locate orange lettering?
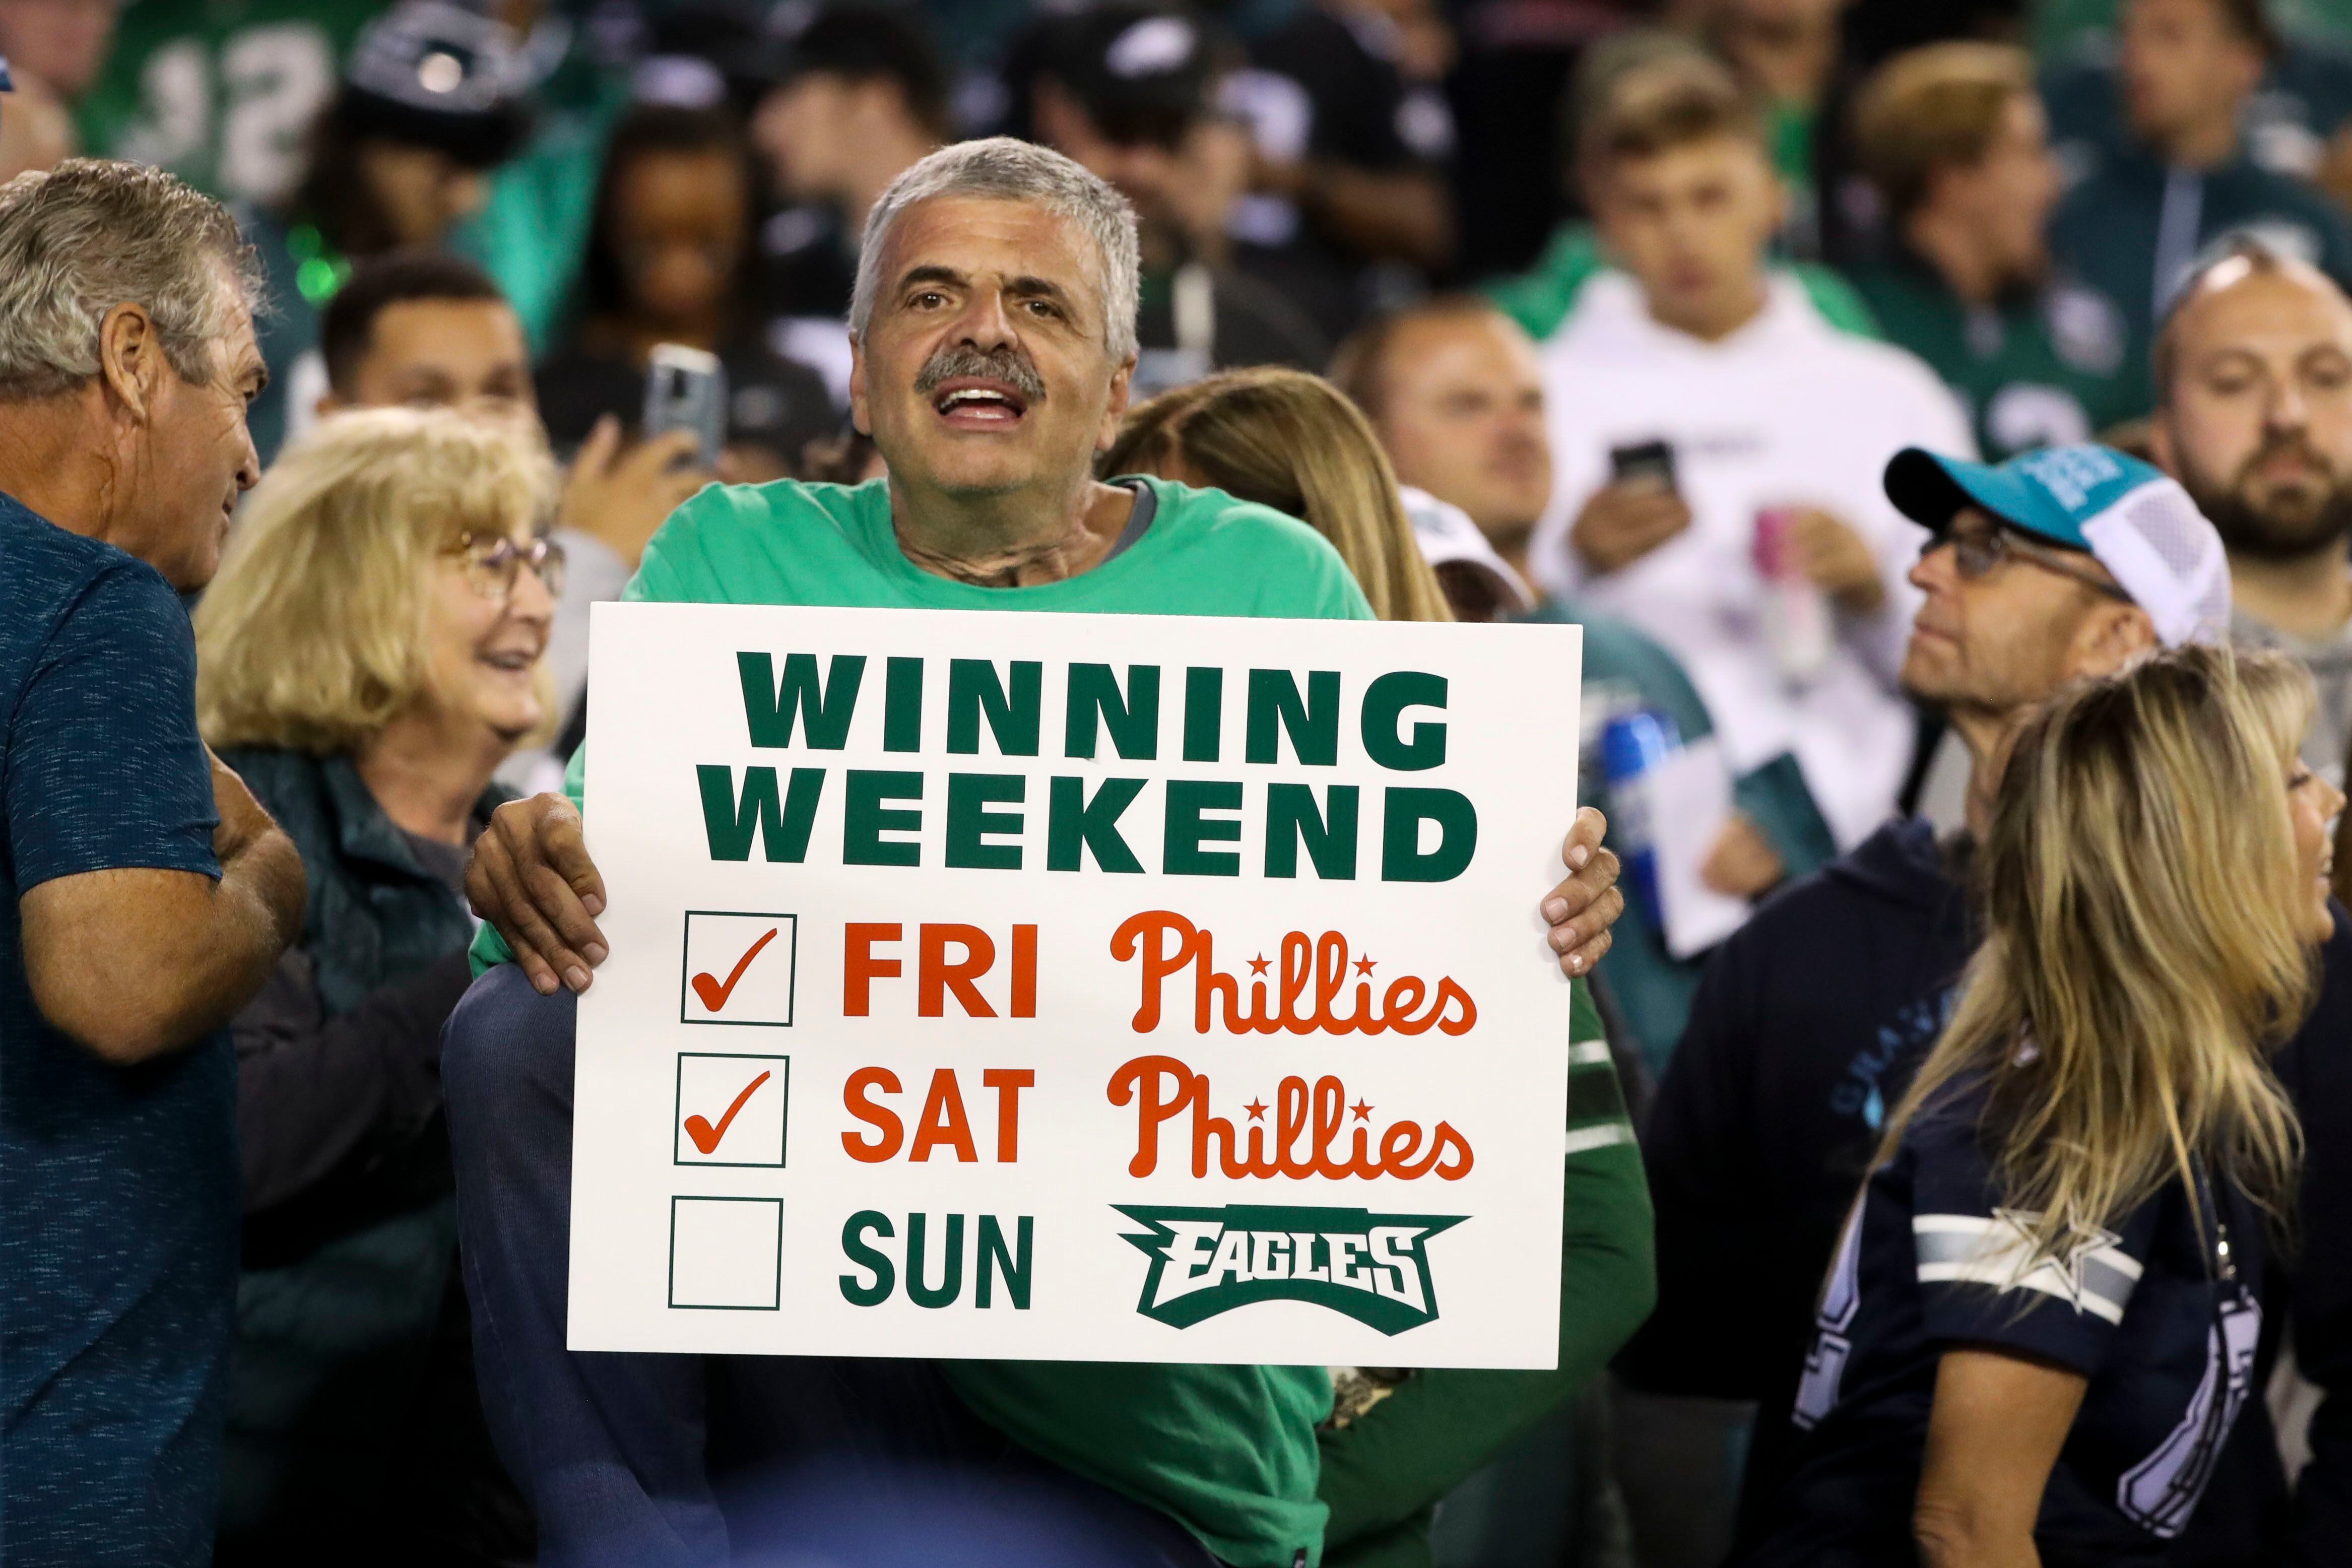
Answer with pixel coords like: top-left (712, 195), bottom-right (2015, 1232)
top-left (919, 924), bottom-right (996, 1018)
top-left (982, 1067), bottom-right (1033, 1161)
top-left (1107, 1055), bottom-right (1202, 1176)
top-left (843, 924), bottom-right (902, 1016)
top-left (909, 1067), bottom-right (978, 1162)
top-left (842, 1067), bottom-right (903, 1161)
top-left (1110, 912), bottom-right (1200, 1032)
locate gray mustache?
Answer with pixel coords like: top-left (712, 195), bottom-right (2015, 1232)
top-left (914, 345), bottom-right (1047, 404)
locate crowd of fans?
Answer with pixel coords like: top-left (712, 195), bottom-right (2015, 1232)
top-left (14, 0), bottom-right (2352, 1565)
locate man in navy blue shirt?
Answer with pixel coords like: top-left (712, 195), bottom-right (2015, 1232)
top-left (0, 160), bottom-right (305, 1564)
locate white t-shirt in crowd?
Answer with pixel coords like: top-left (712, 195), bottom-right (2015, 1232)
top-left (1530, 272), bottom-right (1976, 848)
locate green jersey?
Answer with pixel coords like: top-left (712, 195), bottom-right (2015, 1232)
top-left (473, 472), bottom-right (1369, 1567)
top-left (1846, 251), bottom-right (2140, 460)
top-left (450, 25), bottom-right (632, 353)
top-left (1485, 222), bottom-right (1883, 345)
top-left (77, 0), bottom-right (377, 206)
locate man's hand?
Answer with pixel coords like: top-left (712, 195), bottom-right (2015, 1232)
top-left (467, 794), bottom-right (610, 996)
top-left (1786, 507), bottom-right (1885, 614)
top-left (1698, 814), bottom-right (1784, 899)
top-left (561, 417), bottom-right (712, 569)
top-left (1571, 482), bottom-right (1691, 575)
top-left (1542, 807), bottom-right (1623, 977)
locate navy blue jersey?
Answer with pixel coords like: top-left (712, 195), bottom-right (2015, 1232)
top-left (1738, 1081), bottom-right (2266, 1567)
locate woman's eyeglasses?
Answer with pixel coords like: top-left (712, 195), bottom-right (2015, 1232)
top-left (1928, 516), bottom-right (2133, 603)
top-left (449, 532), bottom-right (566, 603)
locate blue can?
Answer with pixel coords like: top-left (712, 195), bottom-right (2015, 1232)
top-left (1600, 709), bottom-right (1680, 925)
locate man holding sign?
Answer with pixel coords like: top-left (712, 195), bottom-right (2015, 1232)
top-left (447, 138), bottom-right (1633, 1568)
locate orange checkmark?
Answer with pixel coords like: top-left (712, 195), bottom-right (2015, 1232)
top-left (691, 927), bottom-right (779, 1013)
top-left (684, 1070), bottom-right (771, 1155)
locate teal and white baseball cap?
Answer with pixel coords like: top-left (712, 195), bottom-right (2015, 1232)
top-left (1883, 443), bottom-right (2232, 648)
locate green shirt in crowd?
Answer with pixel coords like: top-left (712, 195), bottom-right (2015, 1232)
top-left (1845, 249), bottom-right (2142, 460)
top-left (474, 473), bottom-right (1367, 1567)
top-left (77, 0), bottom-right (378, 210)
top-left (2050, 146), bottom-right (2352, 412)
top-left (1485, 221), bottom-right (1882, 345)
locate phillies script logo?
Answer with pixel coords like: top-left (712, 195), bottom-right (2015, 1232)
top-left (1110, 1055), bottom-right (1473, 1180)
top-left (1117, 1204), bottom-right (1465, 1334)
top-left (1112, 910), bottom-right (1476, 1037)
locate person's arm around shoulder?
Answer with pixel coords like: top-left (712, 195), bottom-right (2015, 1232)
top-left (16, 570), bottom-right (303, 1062)
top-left (1913, 1347), bottom-right (2086, 1567)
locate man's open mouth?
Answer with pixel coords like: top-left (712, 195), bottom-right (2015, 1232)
top-left (931, 377), bottom-right (1030, 427)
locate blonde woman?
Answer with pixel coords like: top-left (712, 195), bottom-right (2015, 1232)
top-left (1103, 367), bottom-right (1456, 622)
top-left (1742, 645), bottom-right (2340, 1568)
top-left (193, 407), bottom-right (556, 1560)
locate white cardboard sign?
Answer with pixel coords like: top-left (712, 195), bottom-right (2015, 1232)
top-left (568, 602), bottom-right (1583, 1368)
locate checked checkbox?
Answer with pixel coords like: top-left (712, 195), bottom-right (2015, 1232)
top-left (680, 911), bottom-right (797, 1026)
top-left (674, 1053), bottom-right (789, 1167)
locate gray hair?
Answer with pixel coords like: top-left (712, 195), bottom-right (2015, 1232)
top-left (850, 137), bottom-right (1142, 363)
top-left (0, 159), bottom-right (263, 401)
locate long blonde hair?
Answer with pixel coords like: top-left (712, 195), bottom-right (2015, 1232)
top-left (1102, 367), bottom-right (1456, 624)
top-left (196, 406), bottom-right (555, 754)
top-left (1881, 644), bottom-right (2316, 1258)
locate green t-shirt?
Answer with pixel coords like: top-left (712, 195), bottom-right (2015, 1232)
top-left (473, 472), bottom-right (1369, 1567)
top-left (1845, 252), bottom-right (2141, 463)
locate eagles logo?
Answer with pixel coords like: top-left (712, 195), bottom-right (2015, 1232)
top-left (1116, 1204), bottom-right (1465, 1334)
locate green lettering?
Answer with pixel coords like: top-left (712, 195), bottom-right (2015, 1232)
top-left (696, 765), bottom-right (823, 862)
top-left (844, 770), bottom-right (923, 866)
top-left (1264, 783), bottom-right (1359, 879)
top-left (1064, 663), bottom-right (1159, 760)
top-left (1382, 787), bottom-right (1478, 882)
top-left (839, 1211), bottom-right (895, 1305)
top-left (1362, 671), bottom-right (1449, 771)
top-left (1183, 667), bottom-right (1222, 762)
top-left (947, 660), bottom-right (1042, 756)
top-left (737, 652), bottom-right (864, 749)
top-left (1245, 669), bottom-right (1340, 765)
top-left (1046, 776), bottom-right (1146, 872)
top-left (945, 773), bottom-right (1025, 869)
top-left (906, 1212), bottom-right (965, 1308)
top-left (976, 1214), bottom-right (1033, 1310)
top-left (1164, 779), bottom-right (1244, 877)
top-left (884, 657), bottom-right (924, 752)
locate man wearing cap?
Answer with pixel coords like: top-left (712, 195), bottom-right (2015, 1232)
top-left (1335, 295), bottom-right (1838, 1076)
top-left (241, 0), bottom-right (536, 462)
top-left (1617, 444), bottom-right (2264, 1545)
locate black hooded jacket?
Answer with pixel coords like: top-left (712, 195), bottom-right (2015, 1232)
top-left (1619, 817), bottom-right (2349, 1563)
top-left (1616, 819), bottom-right (1973, 1514)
